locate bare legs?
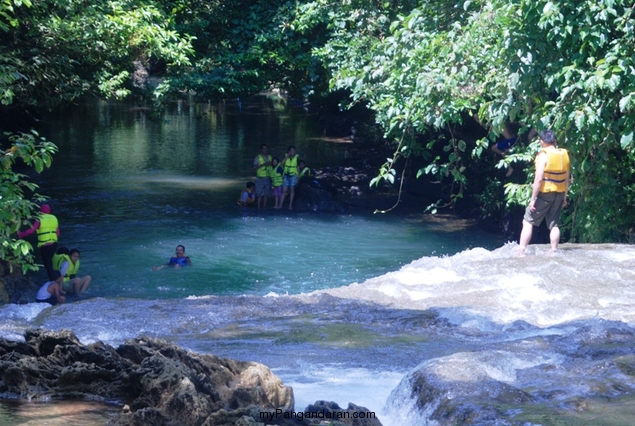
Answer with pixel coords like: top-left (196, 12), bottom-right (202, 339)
top-left (518, 220), bottom-right (561, 256)
top-left (67, 276), bottom-right (92, 294)
top-left (279, 186), bottom-right (295, 210)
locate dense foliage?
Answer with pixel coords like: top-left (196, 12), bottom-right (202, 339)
top-left (301, 0), bottom-right (635, 242)
top-left (1, 131), bottom-right (57, 273)
top-left (1, 0), bottom-right (635, 269)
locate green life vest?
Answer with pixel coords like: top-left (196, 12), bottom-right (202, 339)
top-left (256, 154), bottom-right (272, 178)
top-left (299, 167), bottom-right (311, 178)
top-left (53, 253), bottom-right (79, 282)
top-left (284, 155), bottom-right (298, 176)
top-left (270, 165), bottom-right (283, 186)
top-left (37, 214), bottom-right (58, 247)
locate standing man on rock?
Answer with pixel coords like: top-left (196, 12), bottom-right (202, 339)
top-left (518, 130), bottom-right (570, 256)
top-left (253, 143), bottom-right (272, 209)
top-left (17, 204), bottom-right (60, 280)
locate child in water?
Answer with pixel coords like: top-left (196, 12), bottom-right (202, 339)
top-left (270, 157), bottom-right (284, 209)
top-left (237, 181), bottom-right (256, 206)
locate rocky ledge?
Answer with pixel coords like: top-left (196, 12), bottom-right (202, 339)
top-left (0, 329), bottom-right (382, 426)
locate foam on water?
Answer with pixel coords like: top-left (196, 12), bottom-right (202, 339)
top-left (3, 242), bottom-right (635, 424)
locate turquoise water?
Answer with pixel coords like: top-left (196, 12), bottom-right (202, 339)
top-left (31, 96), bottom-right (502, 299)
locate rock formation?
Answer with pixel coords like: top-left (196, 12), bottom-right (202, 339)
top-left (0, 329), bottom-right (382, 426)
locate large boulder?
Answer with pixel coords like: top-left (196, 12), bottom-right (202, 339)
top-left (0, 329), bottom-right (294, 425)
top-left (0, 329), bottom-right (382, 425)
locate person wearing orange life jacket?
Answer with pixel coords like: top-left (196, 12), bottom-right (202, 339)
top-left (17, 204), bottom-right (60, 280)
top-left (518, 129), bottom-right (570, 256)
top-left (253, 144), bottom-right (272, 209)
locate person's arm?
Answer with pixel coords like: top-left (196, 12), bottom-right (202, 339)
top-left (52, 283), bottom-right (65, 303)
top-left (529, 153), bottom-right (547, 212)
top-left (17, 221), bottom-right (40, 239)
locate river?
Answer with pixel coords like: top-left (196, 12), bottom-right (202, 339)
top-left (1, 96), bottom-right (635, 425)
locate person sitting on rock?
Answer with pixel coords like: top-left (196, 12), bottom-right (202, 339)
top-left (298, 160), bottom-right (311, 179)
top-left (54, 247), bottom-right (92, 294)
top-left (35, 270), bottom-right (66, 305)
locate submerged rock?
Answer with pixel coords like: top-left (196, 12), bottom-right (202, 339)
top-left (0, 329), bottom-right (382, 425)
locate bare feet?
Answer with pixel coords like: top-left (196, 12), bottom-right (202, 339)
top-left (506, 165), bottom-right (514, 177)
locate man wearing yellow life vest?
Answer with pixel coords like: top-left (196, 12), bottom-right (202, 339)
top-left (519, 129), bottom-right (570, 255)
top-left (279, 145), bottom-right (299, 210)
top-left (253, 144), bottom-right (272, 209)
top-left (17, 204), bottom-right (60, 280)
top-left (53, 247), bottom-right (92, 294)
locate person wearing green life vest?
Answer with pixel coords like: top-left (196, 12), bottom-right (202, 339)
top-left (53, 247), bottom-right (92, 294)
top-left (253, 143), bottom-right (272, 209)
top-left (17, 204), bottom-right (60, 281)
top-left (298, 160), bottom-right (311, 179)
top-left (270, 157), bottom-right (284, 209)
top-left (279, 145), bottom-right (299, 210)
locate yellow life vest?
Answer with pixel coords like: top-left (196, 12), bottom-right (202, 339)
top-left (52, 253), bottom-right (79, 282)
top-left (539, 148), bottom-right (570, 193)
top-left (67, 258), bottom-right (80, 279)
top-left (256, 154), bottom-right (272, 178)
top-left (284, 155), bottom-right (298, 176)
top-left (299, 167), bottom-right (311, 178)
top-left (37, 214), bottom-right (58, 247)
top-left (270, 165), bottom-right (283, 187)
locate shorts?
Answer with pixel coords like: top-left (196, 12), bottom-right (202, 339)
top-left (255, 177), bottom-right (271, 197)
top-left (523, 192), bottom-right (565, 229)
top-left (36, 295), bottom-right (58, 306)
top-left (496, 137), bottom-right (518, 152)
top-left (283, 174), bottom-right (298, 187)
top-left (273, 185), bottom-right (283, 197)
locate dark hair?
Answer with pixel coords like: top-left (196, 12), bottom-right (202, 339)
top-left (70, 248), bottom-right (80, 256)
top-left (51, 271), bottom-right (62, 280)
top-left (246, 181), bottom-right (255, 189)
top-left (287, 145), bottom-right (296, 152)
top-left (55, 246), bottom-right (69, 255)
top-left (540, 129), bottom-right (556, 144)
top-left (272, 157), bottom-right (279, 163)
top-left (176, 244), bottom-right (185, 251)
top-left (260, 143), bottom-right (267, 149)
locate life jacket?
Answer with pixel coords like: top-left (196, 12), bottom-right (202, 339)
top-left (53, 253), bottom-right (70, 276)
top-left (52, 253), bottom-right (79, 282)
top-left (270, 165), bottom-right (283, 187)
top-left (539, 148), bottom-right (570, 193)
top-left (256, 154), bottom-right (272, 178)
top-left (237, 190), bottom-right (255, 206)
top-left (299, 167), bottom-right (311, 178)
top-left (169, 256), bottom-right (190, 267)
top-left (284, 155), bottom-right (298, 176)
top-left (37, 213), bottom-right (58, 247)
top-left (66, 258), bottom-right (80, 279)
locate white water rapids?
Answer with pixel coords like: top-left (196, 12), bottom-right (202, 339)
top-left (2, 242), bottom-right (635, 425)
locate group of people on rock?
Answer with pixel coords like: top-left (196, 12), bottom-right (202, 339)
top-left (243, 144), bottom-right (311, 210)
top-left (17, 204), bottom-right (91, 306)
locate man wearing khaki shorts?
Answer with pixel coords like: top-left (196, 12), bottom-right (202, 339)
top-left (518, 129), bottom-right (570, 255)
